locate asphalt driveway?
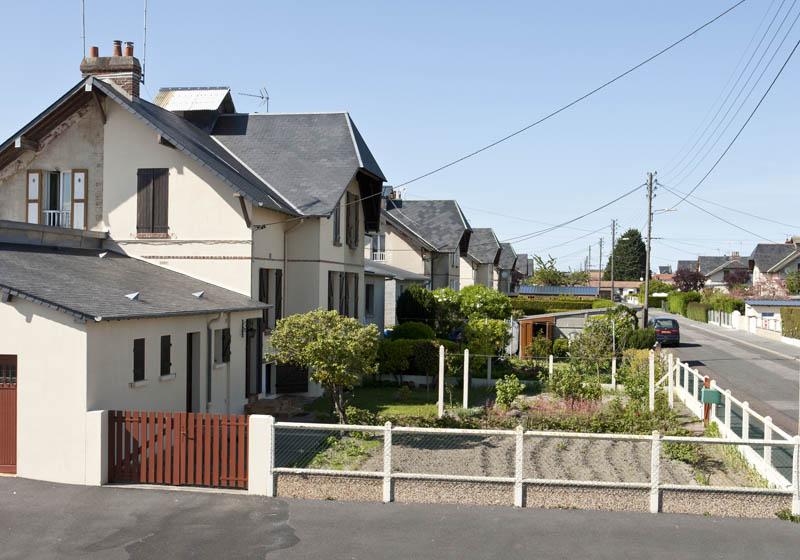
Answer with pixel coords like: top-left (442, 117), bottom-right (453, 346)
top-left (1, 477), bottom-right (798, 559)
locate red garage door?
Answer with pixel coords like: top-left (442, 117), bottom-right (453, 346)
top-left (0, 355), bottom-right (17, 474)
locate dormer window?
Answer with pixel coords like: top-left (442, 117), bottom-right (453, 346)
top-left (26, 169), bottom-right (88, 229)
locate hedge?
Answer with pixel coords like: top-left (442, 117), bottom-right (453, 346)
top-left (782, 308), bottom-right (800, 339)
top-left (703, 293), bottom-right (745, 314)
top-left (667, 291), bottom-right (702, 316)
top-left (389, 321), bottom-right (436, 340)
top-left (592, 299), bottom-right (614, 309)
top-left (511, 297), bottom-right (594, 315)
top-left (686, 302), bottom-right (710, 323)
top-left (647, 296), bottom-right (667, 310)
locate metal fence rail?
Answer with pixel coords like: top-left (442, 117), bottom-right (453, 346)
top-left (267, 419), bottom-right (800, 513)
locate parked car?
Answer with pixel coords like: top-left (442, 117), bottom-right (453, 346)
top-left (612, 294), bottom-right (622, 302)
top-left (648, 317), bottom-right (680, 346)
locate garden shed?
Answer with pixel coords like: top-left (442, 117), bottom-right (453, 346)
top-left (518, 308), bottom-right (610, 357)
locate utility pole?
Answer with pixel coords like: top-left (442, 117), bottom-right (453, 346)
top-left (598, 237), bottom-right (603, 293)
top-left (587, 244), bottom-right (592, 273)
top-left (610, 220), bottom-right (616, 300)
top-left (643, 172), bottom-right (655, 328)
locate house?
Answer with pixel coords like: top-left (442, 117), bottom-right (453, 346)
top-left (497, 243), bottom-right (518, 294)
top-left (382, 197), bottom-right (472, 290)
top-left (749, 239), bottom-right (800, 296)
top-left (743, 299), bottom-right (800, 340)
top-left (0, 229), bottom-right (267, 484)
top-left (517, 308), bottom-right (611, 355)
top-left (364, 260), bottom-right (429, 331)
top-left (697, 253), bottom-right (749, 291)
top-left (0, 42), bottom-right (386, 396)
top-left (460, 227), bottom-right (501, 289)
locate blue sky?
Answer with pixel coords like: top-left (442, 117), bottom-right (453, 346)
top-left (1, 1), bottom-right (798, 271)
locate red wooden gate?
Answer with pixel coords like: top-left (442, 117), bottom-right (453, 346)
top-left (107, 411), bottom-right (248, 489)
top-left (0, 356), bottom-right (17, 475)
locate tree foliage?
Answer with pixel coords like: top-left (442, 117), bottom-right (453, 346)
top-left (604, 229), bottom-right (646, 281)
top-left (458, 285), bottom-right (512, 320)
top-left (268, 309), bottom-right (379, 423)
top-left (465, 318), bottom-right (511, 356)
top-left (396, 284), bottom-right (435, 326)
top-left (724, 268), bottom-right (751, 290)
top-left (673, 268), bottom-right (706, 292)
top-left (785, 271), bottom-right (800, 295)
top-left (528, 255), bottom-right (589, 286)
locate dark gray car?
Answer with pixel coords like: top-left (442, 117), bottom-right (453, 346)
top-left (649, 317), bottom-right (680, 346)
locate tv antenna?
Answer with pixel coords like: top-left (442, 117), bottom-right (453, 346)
top-left (81, 0), bottom-right (86, 57)
top-left (142, 0), bottom-right (148, 84)
top-left (238, 88), bottom-right (270, 111)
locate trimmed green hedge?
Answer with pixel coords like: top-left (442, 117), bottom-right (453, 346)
top-left (511, 297), bottom-right (594, 315)
top-left (782, 308), bottom-right (800, 339)
top-left (647, 296), bottom-right (667, 310)
top-left (686, 302), bottom-right (710, 322)
top-left (389, 321), bottom-right (436, 340)
top-left (703, 293), bottom-right (745, 314)
top-left (592, 299), bottom-right (614, 309)
top-left (667, 291), bottom-right (702, 316)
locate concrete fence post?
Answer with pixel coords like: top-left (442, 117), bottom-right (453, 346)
top-left (85, 410), bottom-right (108, 486)
top-left (611, 357), bottom-right (617, 390)
top-left (763, 416), bottom-right (773, 467)
top-left (487, 357), bottom-right (492, 382)
top-left (463, 349), bottom-right (470, 409)
top-left (383, 421), bottom-right (393, 503)
top-left (709, 380), bottom-right (718, 421)
top-left (514, 425), bottom-right (524, 507)
top-left (648, 350), bottom-right (655, 413)
top-left (792, 436), bottom-right (800, 515)
top-left (667, 354), bottom-right (674, 409)
top-left (693, 370), bottom-right (700, 402)
top-left (741, 401), bottom-right (750, 441)
top-left (650, 430), bottom-right (661, 514)
top-left (438, 345), bottom-right (445, 419)
top-left (248, 414), bottom-right (273, 496)
top-left (548, 355), bottom-right (554, 383)
top-left (723, 390), bottom-right (732, 438)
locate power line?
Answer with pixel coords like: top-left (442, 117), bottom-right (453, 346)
top-left (393, 0), bottom-right (748, 188)
top-left (670, 35), bottom-right (800, 207)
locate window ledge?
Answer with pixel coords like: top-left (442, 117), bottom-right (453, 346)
top-left (129, 380), bottom-right (149, 388)
top-left (159, 373), bottom-right (176, 382)
top-left (213, 362), bottom-right (228, 370)
top-left (136, 232), bottom-right (169, 239)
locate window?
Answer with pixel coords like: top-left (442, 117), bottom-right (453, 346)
top-left (259, 268), bottom-right (284, 330)
top-left (332, 201), bottom-right (341, 246)
top-left (214, 328), bottom-right (231, 365)
top-left (345, 192), bottom-right (359, 249)
top-left (133, 338), bottom-right (145, 382)
top-left (259, 268), bottom-right (271, 329)
top-left (160, 335), bottom-right (172, 377)
top-left (370, 234), bottom-right (386, 261)
top-left (25, 169), bottom-right (87, 228)
top-left (136, 168), bottom-right (169, 235)
top-left (365, 283), bottom-right (375, 317)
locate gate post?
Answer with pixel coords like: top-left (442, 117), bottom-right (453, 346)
top-left (248, 414), bottom-right (274, 496)
top-left (667, 354), bottom-right (674, 409)
top-left (648, 350), bottom-right (655, 412)
top-left (650, 430), bottom-right (661, 513)
top-left (85, 410), bottom-right (108, 486)
top-left (514, 425), bottom-right (525, 507)
top-left (462, 349), bottom-right (470, 409)
top-left (438, 346), bottom-right (445, 418)
top-left (383, 421), bottom-right (393, 503)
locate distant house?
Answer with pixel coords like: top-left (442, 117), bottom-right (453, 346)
top-left (497, 243), bottom-right (518, 294)
top-left (460, 227), bottom-right (501, 289)
top-left (677, 260), bottom-right (697, 271)
top-left (749, 240), bottom-right (800, 295)
top-left (383, 198), bottom-right (472, 290)
top-left (697, 253), bottom-right (750, 291)
top-left (364, 260), bottom-right (428, 331)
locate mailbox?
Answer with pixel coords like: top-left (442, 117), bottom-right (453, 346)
top-left (700, 388), bottom-right (722, 405)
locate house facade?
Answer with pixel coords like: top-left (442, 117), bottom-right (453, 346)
top-left (0, 43), bottom-right (386, 397)
top-left (749, 240), bottom-right (800, 296)
top-left (463, 227), bottom-right (501, 289)
top-left (497, 242), bottom-right (518, 294)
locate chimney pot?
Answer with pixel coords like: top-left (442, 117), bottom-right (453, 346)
top-left (112, 40), bottom-right (122, 57)
top-left (124, 41), bottom-right (134, 57)
top-left (89, 46), bottom-right (99, 58)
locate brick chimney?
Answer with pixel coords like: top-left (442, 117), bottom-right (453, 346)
top-left (80, 40), bottom-right (141, 98)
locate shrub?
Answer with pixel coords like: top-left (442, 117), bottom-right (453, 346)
top-left (667, 291), bottom-right (702, 316)
top-left (459, 285), bottom-right (512, 320)
top-left (377, 339), bottom-right (414, 377)
top-left (389, 321), bottom-right (436, 340)
top-left (702, 291), bottom-right (744, 314)
top-left (786, 271), bottom-right (800, 295)
top-left (550, 363), bottom-right (601, 404)
top-left (494, 374), bottom-right (525, 409)
top-left (526, 333), bottom-right (552, 358)
top-left (431, 288), bottom-right (463, 338)
top-left (345, 406), bottom-right (379, 426)
top-left (511, 297), bottom-right (594, 315)
top-left (782, 307), bottom-right (800, 339)
top-left (619, 349), bottom-right (651, 404)
top-left (686, 302), bottom-right (710, 322)
top-left (553, 338), bottom-right (569, 357)
top-left (626, 328), bottom-right (656, 349)
top-left (396, 285), bottom-right (435, 326)
top-left (591, 299), bottom-right (614, 309)
top-left (465, 318), bottom-right (510, 356)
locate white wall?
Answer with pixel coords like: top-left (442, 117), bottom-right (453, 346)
top-left (383, 222), bottom-right (427, 275)
top-left (364, 274), bottom-right (386, 331)
top-left (0, 299), bottom-right (88, 485)
top-left (459, 256), bottom-right (476, 288)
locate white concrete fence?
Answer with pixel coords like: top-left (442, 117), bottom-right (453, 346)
top-left (707, 309), bottom-right (735, 329)
top-left (248, 417), bottom-right (800, 515)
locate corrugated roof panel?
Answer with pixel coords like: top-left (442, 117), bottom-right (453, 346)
top-left (516, 285), bottom-right (599, 296)
top-left (153, 87), bottom-right (232, 112)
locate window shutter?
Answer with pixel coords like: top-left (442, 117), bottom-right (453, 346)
top-left (353, 196), bottom-right (360, 248)
top-left (26, 171), bottom-right (41, 224)
top-left (332, 202), bottom-right (341, 245)
top-left (71, 170), bottom-right (87, 229)
top-left (160, 335), bottom-right (172, 376)
top-left (275, 269), bottom-right (283, 320)
top-left (136, 169), bottom-right (153, 233)
top-left (222, 329), bottom-right (231, 363)
top-left (353, 273), bottom-right (359, 319)
top-left (133, 338), bottom-right (145, 382)
top-left (327, 271), bottom-right (335, 311)
top-left (152, 169), bottom-right (169, 233)
top-left (339, 272), bottom-right (347, 315)
top-left (259, 269), bottom-right (270, 327)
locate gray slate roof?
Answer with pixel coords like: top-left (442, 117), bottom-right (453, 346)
top-left (0, 244), bottom-right (267, 322)
top-left (515, 253), bottom-right (530, 275)
top-left (467, 228), bottom-right (500, 264)
top-left (384, 199), bottom-right (471, 252)
top-left (212, 113), bottom-right (385, 215)
top-left (498, 243), bottom-right (517, 270)
top-left (364, 260), bottom-right (429, 282)
top-left (750, 243), bottom-right (799, 272)
top-left (677, 260), bottom-right (697, 271)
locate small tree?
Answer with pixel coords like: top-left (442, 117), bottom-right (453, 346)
top-left (431, 287), bottom-right (463, 338)
top-left (673, 268), bottom-right (706, 292)
top-left (530, 255), bottom-right (567, 286)
top-left (268, 310), bottom-right (379, 423)
top-left (785, 271), bottom-right (800, 295)
top-left (396, 284), bottom-right (435, 326)
top-left (458, 285), bottom-right (512, 320)
top-left (604, 229), bottom-right (646, 281)
top-left (465, 318), bottom-right (510, 356)
top-left (724, 268), bottom-right (750, 290)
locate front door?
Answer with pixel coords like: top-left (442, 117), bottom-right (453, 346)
top-left (186, 333), bottom-right (200, 412)
top-left (245, 319), bottom-right (262, 399)
top-left (0, 355), bottom-right (17, 474)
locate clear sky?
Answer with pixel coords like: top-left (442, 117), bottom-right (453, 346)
top-left (1, 1), bottom-right (798, 271)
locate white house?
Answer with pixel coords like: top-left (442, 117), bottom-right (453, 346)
top-left (462, 227), bottom-right (502, 289)
top-left (749, 240), bottom-right (800, 296)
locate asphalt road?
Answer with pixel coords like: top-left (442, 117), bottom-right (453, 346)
top-left (1, 477), bottom-right (798, 559)
top-left (656, 311), bottom-right (800, 437)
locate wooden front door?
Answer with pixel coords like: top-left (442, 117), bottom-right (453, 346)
top-left (0, 355), bottom-right (17, 474)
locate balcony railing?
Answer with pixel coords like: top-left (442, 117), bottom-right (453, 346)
top-left (43, 210), bottom-right (71, 228)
